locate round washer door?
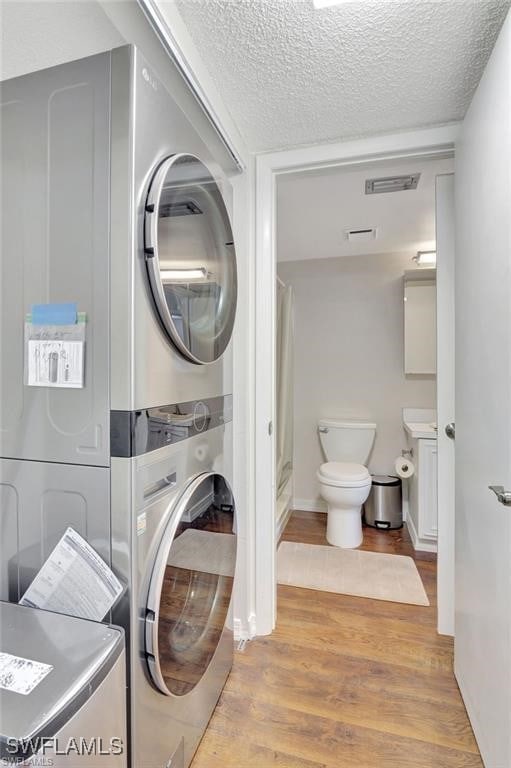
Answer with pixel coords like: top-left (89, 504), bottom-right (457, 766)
top-left (145, 473), bottom-right (237, 697)
top-left (144, 154), bottom-right (237, 364)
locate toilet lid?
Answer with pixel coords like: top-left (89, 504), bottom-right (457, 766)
top-left (319, 462), bottom-right (370, 482)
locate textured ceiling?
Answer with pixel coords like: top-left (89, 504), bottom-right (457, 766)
top-left (277, 156), bottom-right (453, 262)
top-left (171, 0), bottom-right (510, 153)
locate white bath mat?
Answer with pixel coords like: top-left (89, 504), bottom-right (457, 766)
top-left (277, 541), bottom-right (430, 606)
top-left (167, 529), bottom-right (236, 578)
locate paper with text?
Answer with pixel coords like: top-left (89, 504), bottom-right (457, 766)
top-left (27, 339), bottom-right (84, 388)
top-left (20, 527), bottom-right (122, 621)
top-left (0, 652), bottom-right (53, 695)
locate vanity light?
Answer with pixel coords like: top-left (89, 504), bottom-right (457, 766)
top-left (160, 268), bottom-right (207, 281)
top-left (412, 250), bottom-right (437, 267)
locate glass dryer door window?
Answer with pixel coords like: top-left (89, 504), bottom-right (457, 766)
top-left (144, 154), bottom-right (237, 364)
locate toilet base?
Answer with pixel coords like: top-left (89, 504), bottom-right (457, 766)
top-left (326, 506), bottom-right (363, 549)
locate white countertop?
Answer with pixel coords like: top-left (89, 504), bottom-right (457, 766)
top-left (404, 421), bottom-right (438, 439)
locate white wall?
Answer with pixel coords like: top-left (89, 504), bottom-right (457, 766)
top-left (0, 1), bottom-right (124, 80)
top-left (278, 252), bottom-right (436, 509)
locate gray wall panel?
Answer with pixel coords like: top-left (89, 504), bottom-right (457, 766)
top-left (0, 53), bottom-right (111, 465)
top-left (0, 458), bottom-right (110, 601)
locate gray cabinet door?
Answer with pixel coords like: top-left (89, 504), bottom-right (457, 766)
top-left (0, 52), bottom-right (110, 465)
top-left (0, 458), bottom-right (110, 602)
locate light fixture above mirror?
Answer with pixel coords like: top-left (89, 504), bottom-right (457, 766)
top-left (160, 268), bottom-right (207, 281)
top-left (412, 250), bottom-right (437, 267)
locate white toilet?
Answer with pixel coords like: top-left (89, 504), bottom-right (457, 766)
top-left (317, 419), bottom-right (376, 549)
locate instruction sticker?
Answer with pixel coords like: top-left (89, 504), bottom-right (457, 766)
top-left (24, 310), bottom-right (86, 389)
top-left (0, 652), bottom-right (53, 696)
top-left (27, 339), bottom-right (84, 388)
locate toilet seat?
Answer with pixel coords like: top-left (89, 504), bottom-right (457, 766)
top-left (318, 461), bottom-right (371, 488)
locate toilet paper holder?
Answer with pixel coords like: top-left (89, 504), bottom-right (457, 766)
top-left (401, 448), bottom-right (414, 459)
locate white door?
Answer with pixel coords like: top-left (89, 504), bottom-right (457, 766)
top-left (435, 173), bottom-right (455, 636)
top-left (455, 11), bottom-right (511, 766)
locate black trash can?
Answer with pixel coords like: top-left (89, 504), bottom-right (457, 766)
top-left (363, 475), bottom-right (402, 530)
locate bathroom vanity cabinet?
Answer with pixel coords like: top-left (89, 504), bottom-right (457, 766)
top-left (406, 436), bottom-right (438, 552)
top-left (403, 269), bottom-right (437, 375)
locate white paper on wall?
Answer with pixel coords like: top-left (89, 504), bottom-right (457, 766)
top-left (19, 527), bottom-right (123, 622)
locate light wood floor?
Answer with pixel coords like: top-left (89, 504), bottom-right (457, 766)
top-left (191, 511), bottom-right (482, 768)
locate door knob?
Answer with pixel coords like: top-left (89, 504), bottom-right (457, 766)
top-left (488, 485), bottom-right (511, 505)
top-left (445, 422), bottom-right (455, 440)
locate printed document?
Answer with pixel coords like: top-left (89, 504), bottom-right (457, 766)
top-left (19, 527), bottom-right (122, 621)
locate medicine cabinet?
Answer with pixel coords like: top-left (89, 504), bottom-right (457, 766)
top-left (404, 269), bottom-right (436, 375)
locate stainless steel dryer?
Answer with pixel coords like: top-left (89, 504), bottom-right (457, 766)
top-left (111, 411), bottom-right (236, 768)
top-left (110, 44), bottom-right (237, 415)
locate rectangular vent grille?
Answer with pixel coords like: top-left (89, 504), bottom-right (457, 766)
top-left (365, 173), bottom-right (420, 194)
top-left (159, 200), bottom-right (203, 218)
top-left (345, 227), bottom-right (377, 243)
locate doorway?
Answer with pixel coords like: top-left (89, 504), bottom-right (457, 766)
top-left (274, 154), bottom-right (451, 609)
top-left (254, 125), bottom-right (459, 636)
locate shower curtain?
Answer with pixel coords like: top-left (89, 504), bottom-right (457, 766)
top-left (276, 282), bottom-right (294, 499)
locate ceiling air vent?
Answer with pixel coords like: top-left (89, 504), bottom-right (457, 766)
top-left (365, 173), bottom-right (420, 195)
top-left (159, 200), bottom-right (203, 218)
top-left (344, 227), bottom-right (377, 243)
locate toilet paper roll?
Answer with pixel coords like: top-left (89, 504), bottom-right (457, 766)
top-left (394, 456), bottom-right (415, 479)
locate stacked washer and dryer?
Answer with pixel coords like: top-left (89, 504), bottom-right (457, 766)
top-left (0, 46), bottom-right (238, 768)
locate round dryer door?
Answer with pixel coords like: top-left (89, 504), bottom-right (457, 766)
top-left (144, 154), bottom-right (237, 364)
top-left (145, 473), bottom-right (237, 697)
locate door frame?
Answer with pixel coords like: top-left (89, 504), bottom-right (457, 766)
top-left (435, 173), bottom-right (456, 636)
top-left (254, 124), bottom-right (460, 635)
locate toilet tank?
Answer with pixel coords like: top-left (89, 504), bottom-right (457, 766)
top-left (318, 419), bottom-right (376, 464)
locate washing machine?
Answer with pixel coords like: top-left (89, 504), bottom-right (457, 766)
top-left (0, 602), bottom-right (127, 766)
top-left (111, 413), bottom-right (236, 768)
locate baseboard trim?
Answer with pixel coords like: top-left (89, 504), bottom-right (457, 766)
top-left (276, 504), bottom-right (293, 542)
top-left (454, 661), bottom-right (491, 765)
top-left (402, 497), bottom-right (409, 522)
top-left (276, 476), bottom-right (294, 541)
top-left (233, 612), bottom-right (257, 642)
top-left (406, 512), bottom-right (438, 553)
top-left (233, 618), bottom-right (244, 642)
top-left (292, 498), bottom-right (327, 513)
